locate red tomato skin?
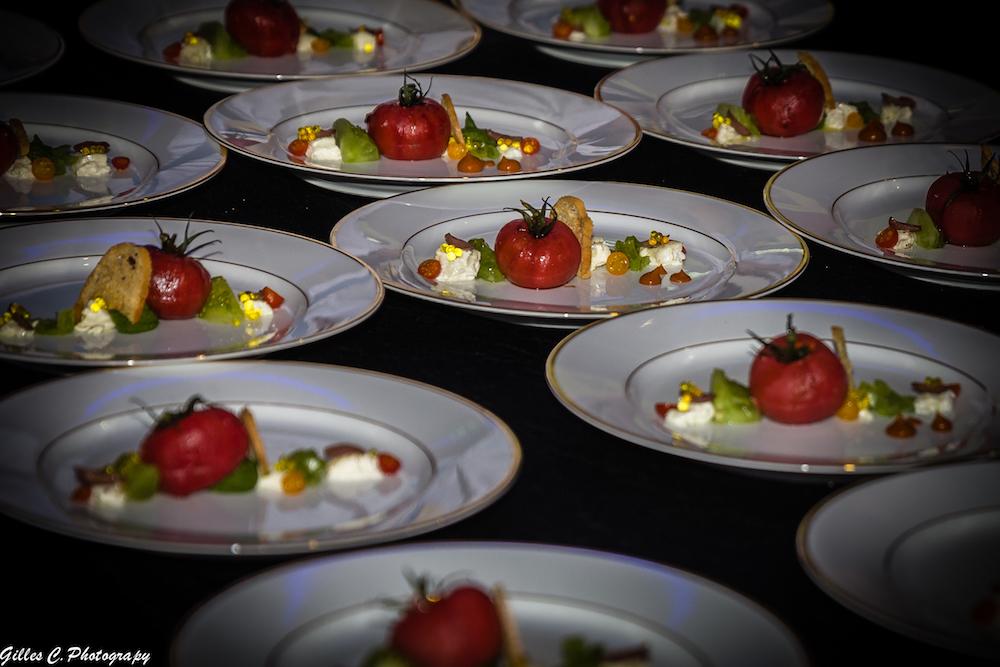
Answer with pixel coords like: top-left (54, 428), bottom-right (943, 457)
top-left (597, 0), bottom-right (667, 33)
top-left (224, 0), bottom-right (300, 57)
top-left (0, 122), bottom-right (16, 175)
top-left (749, 332), bottom-right (848, 424)
top-left (140, 408), bottom-right (248, 496)
top-left (741, 68), bottom-right (824, 137)
top-left (365, 100), bottom-right (451, 161)
top-left (494, 219), bottom-right (581, 289)
top-left (925, 172), bottom-right (964, 224)
top-left (145, 247), bottom-right (212, 319)
top-left (939, 190), bottom-right (1000, 246)
top-left (390, 586), bottom-right (502, 667)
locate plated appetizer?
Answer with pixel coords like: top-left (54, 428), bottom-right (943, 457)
top-left (417, 195), bottom-right (693, 293)
top-left (656, 316), bottom-right (963, 440)
top-left (363, 576), bottom-right (648, 667)
top-left (553, 0), bottom-right (748, 44)
top-left (1, 117), bottom-right (130, 192)
top-left (71, 396), bottom-right (401, 516)
top-left (287, 75), bottom-right (542, 175)
top-left (0, 222), bottom-right (286, 353)
top-left (876, 149), bottom-right (1000, 252)
top-left (703, 51), bottom-right (916, 146)
top-left (162, 0), bottom-right (385, 67)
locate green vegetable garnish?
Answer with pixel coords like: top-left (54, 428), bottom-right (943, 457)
top-left (317, 28), bottom-right (356, 48)
top-left (213, 459), bottom-right (259, 493)
top-left (560, 636), bottom-right (605, 667)
top-left (333, 118), bottom-right (380, 163)
top-left (470, 238), bottom-right (505, 282)
top-left (195, 21), bottom-right (247, 59)
top-left (613, 236), bottom-right (651, 272)
top-left (710, 368), bottom-right (761, 424)
top-left (848, 101), bottom-right (879, 125)
top-left (858, 379), bottom-right (915, 417)
top-left (198, 276), bottom-right (244, 326)
top-left (275, 449), bottom-right (327, 486)
top-left (34, 307), bottom-right (75, 336)
top-left (109, 304), bottom-right (159, 334)
top-left (908, 207), bottom-right (945, 249)
top-left (112, 453), bottom-right (159, 501)
top-left (560, 6), bottom-right (611, 37)
top-left (462, 113), bottom-right (500, 162)
top-left (360, 648), bottom-right (412, 667)
top-left (27, 135), bottom-right (74, 176)
top-left (715, 103), bottom-right (760, 136)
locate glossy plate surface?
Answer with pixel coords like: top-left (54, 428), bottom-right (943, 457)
top-left (596, 50), bottom-right (1000, 170)
top-left (0, 217), bottom-right (382, 365)
top-left (204, 75), bottom-right (640, 195)
top-left (173, 541), bottom-right (807, 665)
top-left (0, 10), bottom-right (64, 86)
top-left (458, 0), bottom-right (831, 65)
top-left (547, 299), bottom-right (1000, 474)
top-left (79, 0), bottom-right (479, 92)
top-left (799, 461), bottom-right (1000, 659)
top-left (0, 362), bottom-right (520, 555)
top-left (330, 180), bottom-right (806, 327)
top-left (765, 142), bottom-right (1000, 290)
top-left (0, 94), bottom-right (225, 217)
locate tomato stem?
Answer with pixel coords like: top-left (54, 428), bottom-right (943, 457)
top-left (505, 198), bottom-right (557, 238)
top-left (398, 72), bottom-right (432, 108)
top-left (154, 219), bottom-right (220, 257)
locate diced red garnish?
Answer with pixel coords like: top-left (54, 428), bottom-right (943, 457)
top-left (111, 156), bottom-right (130, 170)
top-left (375, 29), bottom-right (385, 46)
top-left (552, 19), bottom-right (573, 39)
top-left (260, 286), bottom-right (284, 308)
top-left (875, 227), bottom-right (898, 249)
top-left (71, 485), bottom-right (92, 504)
top-left (701, 127), bottom-right (718, 140)
top-left (655, 402), bottom-right (675, 418)
top-left (287, 139), bottom-right (310, 157)
top-left (377, 452), bottom-right (401, 475)
top-left (163, 42), bottom-right (182, 64)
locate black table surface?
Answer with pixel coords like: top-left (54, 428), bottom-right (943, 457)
top-left (3, 3), bottom-right (999, 666)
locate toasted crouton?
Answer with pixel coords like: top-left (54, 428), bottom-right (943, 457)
top-left (553, 195), bottom-right (594, 279)
top-left (74, 242), bottom-right (152, 324)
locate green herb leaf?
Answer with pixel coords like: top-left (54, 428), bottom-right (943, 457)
top-left (34, 307), bottom-right (75, 336)
top-left (858, 379), bottom-right (915, 417)
top-left (613, 236), bottom-right (651, 272)
top-left (213, 459), bottom-right (259, 493)
top-left (109, 304), bottom-right (159, 334)
top-left (470, 238), bottom-right (506, 282)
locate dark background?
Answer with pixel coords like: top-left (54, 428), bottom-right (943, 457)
top-left (2, 2), bottom-right (999, 666)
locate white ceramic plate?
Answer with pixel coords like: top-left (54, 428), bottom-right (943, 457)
top-left (330, 180), bottom-right (807, 328)
top-left (79, 0), bottom-right (480, 93)
top-left (204, 74), bottom-right (640, 198)
top-left (173, 541), bottom-right (807, 665)
top-left (0, 11), bottom-right (63, 86)
top-left (0, 216), bottom-right (382, 366)
top-left (0, 94), bottom-right (225, 217)
top-left (458, 0), bottom-right (831, 67)
top-left (596, 50), bottom-right (1000, 171)
top-left (547, 298), bottom-right (1000, 474)
top-left (799, 461), bottom-right (1000, 659)
top-left (765, 142), bottom-right (1000, 290)
top-left (0, 362), bottom-right (520, 555)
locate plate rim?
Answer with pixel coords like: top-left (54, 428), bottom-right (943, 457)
top-left (170, 538), bottom-right (809, 665)
top-left (202, 73), bottom-right (642, 185)
top-left (77, 0), bottom-right (482, 84)
top-left (0, 360), bottom-right (523, 556)
top-left (795, 460), bottom-right (1000, 658)
top-left (0, 215), bottom-right (385, 366)
top-left (0, 92), bottom-right (227, 218)
top-left (329, 179), bottom-right (809, 322)
top-left (0, 10), bottom-right (65, 86)
top-left (454, 0), bottom-right (834, 56)
top-left (545, 297), bottom-right (999, 475)
top-left (763, 141), bottom-right (1000, 284)
top-left (594, 49), bottom-right (1000, 166)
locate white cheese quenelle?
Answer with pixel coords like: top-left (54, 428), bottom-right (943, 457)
top-left (435, 243), bottom-right (481, 282)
